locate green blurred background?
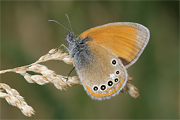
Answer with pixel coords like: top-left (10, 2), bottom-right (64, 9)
top-left (1, 1), bottom-right (179, 119)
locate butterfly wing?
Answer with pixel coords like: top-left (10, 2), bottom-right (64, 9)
top-left (78, 22), bottom-right (150, 68)
top-left (73, 41), bottom-right (128, 100)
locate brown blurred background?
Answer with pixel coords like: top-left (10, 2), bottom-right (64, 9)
top-left (1, 1), bottom-right (179, 119)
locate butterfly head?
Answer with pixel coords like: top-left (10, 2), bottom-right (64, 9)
top-left (65, 32), bottom-right (76, 45)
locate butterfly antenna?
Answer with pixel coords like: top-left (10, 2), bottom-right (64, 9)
top-left (65, 14), bottom-right (73, 33)
top-left (48, 19), bottom-right (71, 33)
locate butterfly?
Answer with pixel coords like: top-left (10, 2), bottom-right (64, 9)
top-left (50, 15), bottom-right (150, 100)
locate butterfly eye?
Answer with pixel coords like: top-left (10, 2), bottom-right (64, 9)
top-left (111, 59), bottom-right (117, 66)
top-left (116, 70), bottom-right (120, 75)
top-left (100, 85), bottom-right (106, 90)
top-left (114, 78), bottom-right (119, 82)
top-left (93, 86), bottom-right (98, 91)
top-left (108, 81), bottom-right (113, 86)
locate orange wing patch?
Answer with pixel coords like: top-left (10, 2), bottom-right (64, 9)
top-left (84, 76), bottom-right (125, 98)
top-left (78, 23), bottom-right (149, 68)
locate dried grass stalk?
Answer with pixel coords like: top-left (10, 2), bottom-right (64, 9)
top-left (0, 48), bottom-right (80, 87)
top-left (123, 76), bottom-right (140, 98)
top-left (0, 48), bottom-right (80, 117)
top-left (0, 83), bottom-right (35, 117)
top-left (0, 48), bottom-right (140, 117)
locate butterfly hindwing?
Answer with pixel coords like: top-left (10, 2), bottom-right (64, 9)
top-left (73, 41), bottom-right (128, 100)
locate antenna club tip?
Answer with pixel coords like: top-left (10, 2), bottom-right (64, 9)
top-left (48, 18), bottom-right (71, 33)
top-left (48, 19), bottom-right (54, 22)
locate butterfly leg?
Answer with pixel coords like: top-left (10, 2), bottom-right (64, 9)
top-left (60, 44), bottom-right (69, 51)
top-left (49, 44), bottom-right (69, 55)
top-left (66, 67), bottom-right (75, 82)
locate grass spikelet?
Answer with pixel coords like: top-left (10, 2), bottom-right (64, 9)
top-left (0, 47), bottom-right (139, 117)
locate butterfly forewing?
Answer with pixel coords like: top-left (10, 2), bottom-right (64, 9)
top-left (78, 22), bottom-right (150, 68)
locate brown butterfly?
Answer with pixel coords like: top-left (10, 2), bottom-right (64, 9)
top-left (50, 16), bottom-right (150, 100)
